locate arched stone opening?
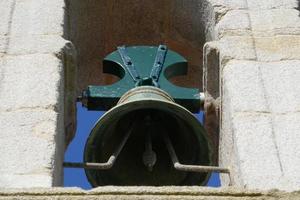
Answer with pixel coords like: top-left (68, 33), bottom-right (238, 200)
top-left (63, 0), bottom-right (220, 186)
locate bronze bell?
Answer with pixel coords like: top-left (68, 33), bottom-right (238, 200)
top-left (83, 86), bottom-right (213, 186)
top-left (63, 45), bottom-right (230, 187)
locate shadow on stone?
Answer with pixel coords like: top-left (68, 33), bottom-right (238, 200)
top-left (297, 0), bottom-right (300, 16)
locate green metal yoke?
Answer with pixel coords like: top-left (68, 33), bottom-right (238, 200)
top-left (83, 45), bottom-right (201, 113)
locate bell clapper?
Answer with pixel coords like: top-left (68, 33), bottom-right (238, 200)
top-left (142, 116), bottom-right (157, 172)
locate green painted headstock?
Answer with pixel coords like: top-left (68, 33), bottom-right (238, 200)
top-left (82, 45), bottom-right (201, 112)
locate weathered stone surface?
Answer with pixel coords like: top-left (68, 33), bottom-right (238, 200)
top-left (219, 87), bottom-right (242, 187)
top-left (218, 36), bottom-right (256, 62)
top-left (230, 113), bottom-right (283, 189)
top-left (255, 36), bottom-right (300, 61)
top-left (6, 35), bottom-right (68, 55)
top-left (209, 0), bottom-right (247, 10)
top-left (0, 0), bottom-right (76, 188)
top-left (273, 113), bottom-right (300, 190)
top-left (0, 54), bottom-right (63, 111)
top-left (0, 187), bottom-right (300, 200)
top-left (221, 59), bottom-right (300, 113)
top-left (220, 60), bottom-right (300, 191)
top-left (216, 35), bottom-right (300, 62)
top-left (203, 42), bottom-right (221, 165)
top-left (216, 10), bottom-right (251, 38)
top-left (0, 37), bottom-right (7, 53)
top-left (259, 60), bottom-right (300, 113)
top-left (221, 60), bottom-right (268, 113)
top-left (63, 42), bottom-right (78, 147)
top-left (0, 0), bottom-right (14, 36)
top-left (0, 109), bottom-right (63, 188)
top-left (0, 174), bottom-right (53, 189)
top-left (250, 9), bottom-right (300, 36)
top-left (221, 60), bottom-right (280, 189)
top-left (203, 41), bottom-right (220, 99)
top-left (0, 44), bottom-right (77, 186)
top-left (11, 0), bottom-right (65, 36)
top-left (194, 0), bottom-right (300, 192)
top-left (216, 8), bottom-right (300, 38)
top-left (246, 0), bottom-right (298, 10)
top-left (209, 0), bottom-right (297, 10)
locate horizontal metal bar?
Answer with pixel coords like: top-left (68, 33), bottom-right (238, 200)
top-left (174, 163), bottom-right (230, 173)
top-left (64, 158), bottom-right (115, 170)
top-left (63, 123), bottom-right (133, 170)
top-left (163, 133), bottom-right (230, 174)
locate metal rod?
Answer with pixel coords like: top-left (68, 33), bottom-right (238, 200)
top-left (163, 133), bottom-right (230, 174)
top-left (63, 124), bottom-right (133, 170)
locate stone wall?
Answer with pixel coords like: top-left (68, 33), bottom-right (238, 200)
top-left (203, 0), bottom-right (300, 191)
top-left (0, 187), bottom-right (300, 200)
top-left (0, 0), bottom-right (77, 187)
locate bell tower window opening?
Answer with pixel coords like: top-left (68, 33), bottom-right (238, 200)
top-left (63, 0), bottom-right (222, 188)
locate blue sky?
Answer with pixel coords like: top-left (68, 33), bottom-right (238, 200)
top-left (64, 103), bottom-right (220, 189)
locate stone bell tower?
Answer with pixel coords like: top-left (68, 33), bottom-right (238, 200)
top-left (0, 0), bottom-right (300, 198)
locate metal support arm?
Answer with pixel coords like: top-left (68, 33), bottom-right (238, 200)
top-left (163, 133), bottom-right (229, 173)
top-left (64, 124), bottom-right (132, 170)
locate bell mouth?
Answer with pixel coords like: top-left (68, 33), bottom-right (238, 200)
top-left (84, 86), bottom-right (213, 187)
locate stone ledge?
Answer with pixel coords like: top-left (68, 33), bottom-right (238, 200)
top-left (216, 9), bottom-right (300, 38)
top-left (206, 35), bottom-right (300, 63)
top-left (0, 187), bottom-right (299, 199)
top-left (209, 0), bottom-right (298, 11)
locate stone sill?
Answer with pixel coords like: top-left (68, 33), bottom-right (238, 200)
top-left (0, 187), bottom-right (299, 199)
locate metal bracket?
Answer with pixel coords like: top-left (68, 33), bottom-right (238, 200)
top-left (118, 46), bottom-right (141, 82)
top-left (163, 132), bottom-right (232, 185)
top-left (64, 123), bottom-right (133, 170)
top-left (150, 45), bottom-right (168, 85)
top-left (118, 44), bottom-right (168, 87)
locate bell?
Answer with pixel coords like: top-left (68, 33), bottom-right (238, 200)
top-left (83, 86), bottom-right (213, 186)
